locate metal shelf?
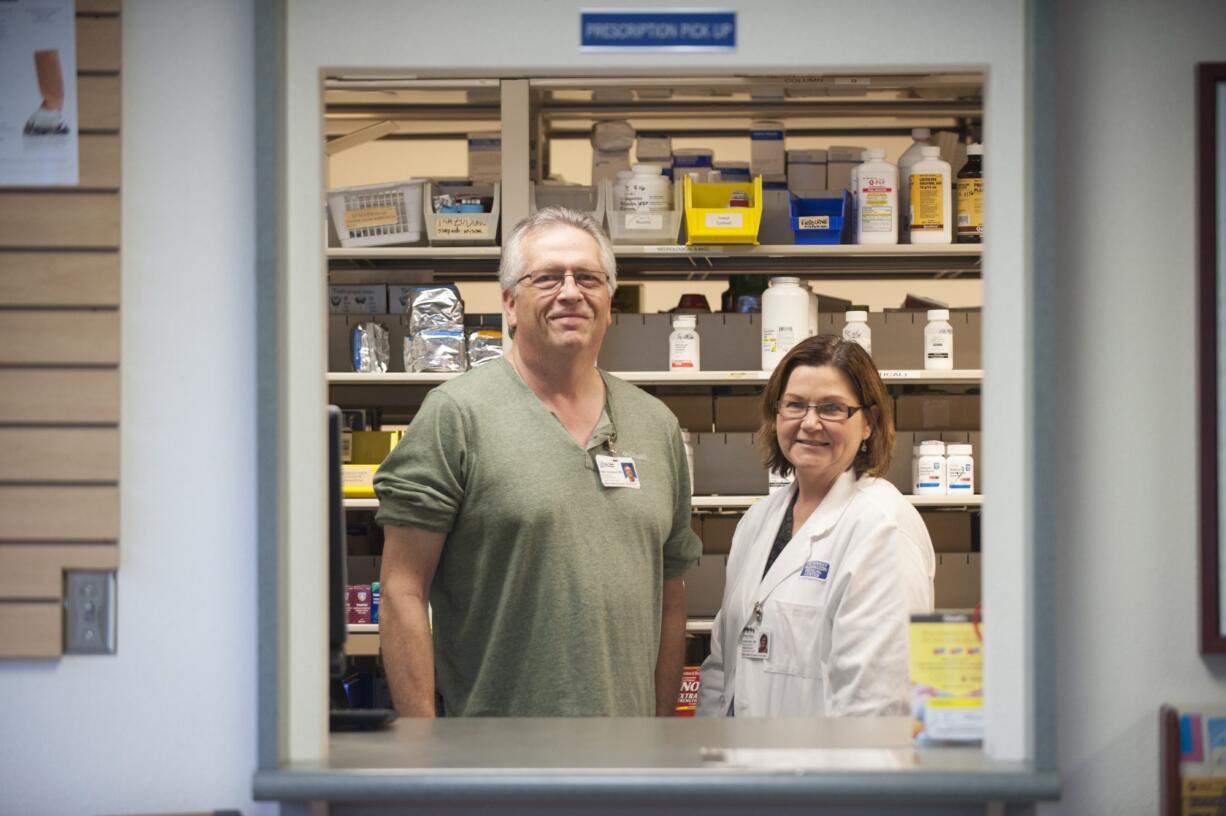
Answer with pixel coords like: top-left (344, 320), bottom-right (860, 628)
top-left (328, 369), bottom-right (981, 387)
top-left (345, 494), bottom-right (982, 511)
top-left (346, 621), bottom-right (715, 636)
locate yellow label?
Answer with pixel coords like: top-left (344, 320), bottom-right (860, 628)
top-left (344, 206), bottom-right (398, 230)
top-left (1184, 778), bottom-right (1226, 816)
top-left (910, 173), bottom-right (946, 231)
top-left (956, 178), bottom-right (983, 236)
top-left (909, 620), bottom-right (982, 696)
top-left (341, 464), bottom-right (378, 497)
top-left (798, 215), bottom-right (829, 230)
top-left (434, 215), bottom-right (490, 238)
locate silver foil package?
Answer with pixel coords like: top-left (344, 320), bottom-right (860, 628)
top-left (351, 322), bottom-right (389, 373)
top-left (407, 286), bottom-right (464, 335)
top-left (467, 329), bottom-right (504, 368)
top-left (406, 328), bottom-right (467, 373)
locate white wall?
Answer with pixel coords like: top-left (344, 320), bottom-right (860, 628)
top-left (1046, 1), bottom-right (1226, 813)
top-left (0, 2), bottom-right (269, 814)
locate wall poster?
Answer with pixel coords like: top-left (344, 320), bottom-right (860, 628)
top-left (0, 0), bottom-right (78, 186)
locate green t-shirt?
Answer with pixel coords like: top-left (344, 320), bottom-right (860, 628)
top-left (374, 357), bottom-right (700, 717)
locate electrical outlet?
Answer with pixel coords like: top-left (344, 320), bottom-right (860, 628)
top-left (64, 570), bottom-right (116, 654)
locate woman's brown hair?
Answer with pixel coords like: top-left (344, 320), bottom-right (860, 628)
top-left (759, 335), bottom-right (895, 479)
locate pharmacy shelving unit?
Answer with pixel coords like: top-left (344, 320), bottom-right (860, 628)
top-left (270, 50), bottom-right (1064, 808)
top-left (328, 368), bottom-right (982, 387)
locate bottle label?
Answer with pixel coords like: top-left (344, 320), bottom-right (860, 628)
top-left (948, 462), bottom-right (974, 491)
top-left (670, 334), bottom-right (699, 369)
top-left (762, 326), bottom-right (797, 354)
top-left (956, 178), bottom-right (983, 235)
top-left (841, 325), bottom-right (872, 355)
top-left (859, 177), bottom-right (895, 233)
top-left (910, 173), bottom-right (946, 231)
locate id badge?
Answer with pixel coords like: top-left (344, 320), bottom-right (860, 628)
top-left (740, 626), bottom-right (770, 659)
top-left (595, 455), bottom-right (641, 489)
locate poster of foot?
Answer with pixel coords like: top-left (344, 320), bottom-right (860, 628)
top-left (0, 0), bottom-right (78, 186)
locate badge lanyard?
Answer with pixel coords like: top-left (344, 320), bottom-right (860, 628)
top-left (593, 382), bottom-right (640, 489)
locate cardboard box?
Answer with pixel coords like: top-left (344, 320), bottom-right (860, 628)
top-left (701, 514), bottom-right (739, 555)
top-left (659, 393), bottom-right (714, 433)
top-left (895, 394), bottom-right (981, 431)
top-left (686, 555), bottom-right (728, 617)
top-left (636, 133), bottom-right (671, 163)
top-left (935, 553), bottom-right (981, 609)
top-left (328, 285), bottom-right (387, 314)
top-left (593, 148), bottom-right (631, 187)
top-left (692, 432), bottom-right (768, 495)
top-left (826, 145), bottom-right (865, 191)
top-left (920, 510), bottom-right (973, 553)
top-left (787, 148), bottom-right (828, 194)
top-left (713, 394), bottom-right (762, 432)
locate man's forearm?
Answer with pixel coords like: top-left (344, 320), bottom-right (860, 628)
top-left (654, 577), bottom-right (688, 716)
top-left (380, 592), bottom-right (436, 717)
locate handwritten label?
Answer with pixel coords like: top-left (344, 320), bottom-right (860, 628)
top-left (798, 215), bottom-right (829, 230)
top-left (624, 213), bottom-right (665, 230)
top-left (344, 206), bottom-right (398, 230)
top-left (705, 212), bottom-right (744, 229)
top-left (433, 216), bottom-right (490, 239)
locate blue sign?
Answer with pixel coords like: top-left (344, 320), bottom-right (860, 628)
top-left (581, 10), bottom-right (736, 51)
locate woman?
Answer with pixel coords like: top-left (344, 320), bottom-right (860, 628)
top-left (697, 335), bottom-right (935, 718)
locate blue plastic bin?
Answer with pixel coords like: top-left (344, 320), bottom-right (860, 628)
top-left (789, 190), bottom-right (852, 244)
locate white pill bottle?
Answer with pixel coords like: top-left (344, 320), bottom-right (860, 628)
top-left (761, 277), bottom-right (810, 371)
top-left (915, 440), bottom-right (947, 495)
top-left (842, 309), bottom-right (872, 354)
top-left (946, 443), bottom-right (975, 494)
top-left (856, 148), bottom-right (899, 245)
top-left (924, 308), bottom-right (954, 370)
top-left (669, 314), bottom-right (700, 370)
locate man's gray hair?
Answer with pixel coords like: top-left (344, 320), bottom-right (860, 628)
top-left (499, 206), bottom-right (618, 295)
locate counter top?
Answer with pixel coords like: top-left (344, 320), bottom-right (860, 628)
top-left (253, 717), bottom-right (1059, 808)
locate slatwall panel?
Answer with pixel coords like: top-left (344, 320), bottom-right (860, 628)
top-left (0, 1), bottom-right (120, 659)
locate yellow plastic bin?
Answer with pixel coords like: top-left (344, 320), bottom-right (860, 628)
top-left (683, 175), bottom-right (763, 245)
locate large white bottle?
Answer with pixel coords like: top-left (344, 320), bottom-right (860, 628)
top-left (898, 128), bottom-right (932, 243)
top-left (848, 150), bottom-right (867, 244)
top-left (761, 277), bottom-right (810, 371)
top-left (909, 146), bottom-right (952, 244)
top-left (856, 149), bottom-right (899, 245)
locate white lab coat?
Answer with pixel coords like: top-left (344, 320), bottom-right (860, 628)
top-left (696, 469), bottom-right (935, 718)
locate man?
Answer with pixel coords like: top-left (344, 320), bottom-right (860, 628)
top-left (374, 207), bottom-right (700, 717)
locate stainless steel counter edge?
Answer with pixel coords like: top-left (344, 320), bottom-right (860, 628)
top-left (253, 767), bottom-right (1061, 805)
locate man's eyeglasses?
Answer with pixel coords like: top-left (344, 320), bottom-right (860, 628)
top-left (775, 400), bottom-right (864, 422)
top-left (516, 269), bottom-right (608, 293)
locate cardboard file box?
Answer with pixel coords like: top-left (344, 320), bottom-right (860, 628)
top-left (686, 555), bottom-right (728, 617)
top-left (700, 514), bottom-right (740, 555)
top-left (713, 394), bottom-right (762, 432)
top-left (692, 432), bottom-right (768, 495)
top-left (695, 313), bottom-right (760, 371)
top-left (935, 553), bottom-right (981, 609)
top-left (885, 430), bottom-right (914, 493)
top-left (895, 394), bottom-right (981, 431)
top-left (659, 393), bottom-right (714, 433)
top-left (597, 313), bottom-right (671, 371)
top-left (920, 510), bottom-right (973, 553)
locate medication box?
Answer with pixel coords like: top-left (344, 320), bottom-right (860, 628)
top-left (467, 132), bottom-right (501, 182)
top-left (750, 120), bottom-right (786, 177)
top-left (686, 555), bottom-right (728, 617)
top-left (895, 394), bottom-right (981, 431)
top-left (700, 514), bottom-right (739, 555)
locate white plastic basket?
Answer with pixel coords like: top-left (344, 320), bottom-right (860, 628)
top-left (530, 183), bottom-right (606, 230)
top-left (423, 182), bottom-right (500, 246)
top-left (326, 179), bottom-right (426, 248)
top-left (601, 180), bottom-right (684, 245)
